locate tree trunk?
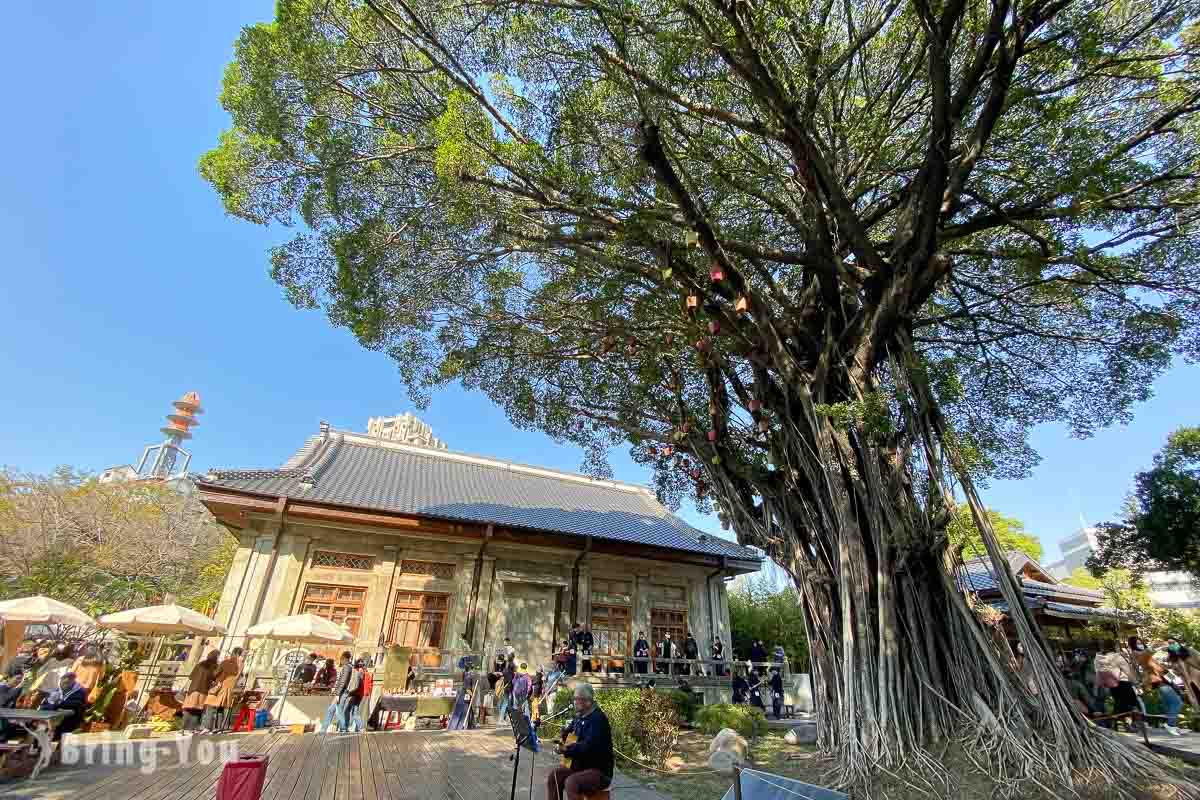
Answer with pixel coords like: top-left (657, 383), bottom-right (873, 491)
top-left (716, 361), bottom-right (1183, 791)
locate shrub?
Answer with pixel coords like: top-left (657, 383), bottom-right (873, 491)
top-left (695, 703), bottom-right (769, 739)
top-left (669, 689), bottom-right (702, 723)
top-left (631, 689), bottom-right (680, 766)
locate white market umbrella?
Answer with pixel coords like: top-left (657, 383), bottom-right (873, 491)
top-left (98, 604), bottom-right (228, 710)
top-left (0, 596), bottom-right (94, 664)
top-left (0, 596), bottom-right (95, 627)
top-left (245, 614), bottom-right (355, 726)
top-left (245, 613), bottom-right (355, 645)
top-left (98, 604), bottom-right (226, 636)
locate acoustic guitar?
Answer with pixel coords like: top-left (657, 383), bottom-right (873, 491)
top-left (558, 731), bottom-right (578, 768)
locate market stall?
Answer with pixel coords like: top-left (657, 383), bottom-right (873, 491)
top-left (244, 613), bottom-right (355, 728)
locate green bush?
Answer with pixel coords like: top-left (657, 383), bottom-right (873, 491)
top-left (669, 689), bottom-right (702, 723)
top-left (695, 703), bottom-right (769, 738)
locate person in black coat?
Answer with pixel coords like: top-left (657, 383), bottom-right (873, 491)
top-left (682, 634), bottom-right (699, 676)
top-left (633, 633), bottom-right (650, 674)
top-left (731, 670), bottom-right (749, 704)
top-left (748, 672), bottom-right (766, 712)
top-left (547, 684), bottom-right (613, 800)
top-left (712, 638), bottom-right (726, 677)
top-left (656, 633), bottom-right (677, 675)
top-left (769, 667), bottom-right (784, 719)
top-left (750, 640), bottom-right (768, 676)
top-left (579, 625), bottom-right (594, 673)
top-left (40, 673), bottom-right (87, 739)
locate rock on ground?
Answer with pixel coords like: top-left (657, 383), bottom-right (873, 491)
top-left (707, 728), bottom-right (749, 774)
top-left (783, 724), bottom-right (817, 745)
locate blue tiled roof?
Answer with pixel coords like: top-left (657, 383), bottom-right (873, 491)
top-left (199, 429), bottom-right (761, 564)
top-left (957, 552), bottom-right (1105, 603)
top-left (986, 598), bottom-right (1144, 623)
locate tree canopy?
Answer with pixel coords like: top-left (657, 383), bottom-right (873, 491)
top-left (0, 468), bottom-right (235, 616)
top-left (1089, 426), bottom-right (1200, 579)
top-left (948, 505), bottom-right (1042, 560)
top-left (202, 0), bottom-right (1200, 788)
top-left (728, 575), bottom-right (809, 667)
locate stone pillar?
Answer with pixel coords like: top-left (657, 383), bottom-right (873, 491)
top-left (450, 554), bottom-right (476, 652)
top-left (226, 529), bottom-right (278, 639)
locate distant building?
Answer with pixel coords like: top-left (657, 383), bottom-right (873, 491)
top-left (1047, 526), bottom-right (1200, 610)
top-left (366, 412), bottom-right (447, 449)
top-left (99, 391), bottom-right (203, 484)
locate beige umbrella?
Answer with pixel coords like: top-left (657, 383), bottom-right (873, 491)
top-left (98, 604), bottom-right (226, 636)
top-left (98, 604), bottom-right (228, 711)
top-left (0, 596), bottom-right (95, 664)
top-left (245, 613), bottom-right (355, 726)
top-left (244, 613), bottom-right (355, 644)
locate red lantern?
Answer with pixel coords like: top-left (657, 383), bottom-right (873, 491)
top-left (710, 263), bottom-right (724, 282)
top-left (690, 468), bottom-right (702, 480)
top-left (749, 399), bottom-right (761, 412)
top-left (686, 295), bottom-right (700, 311)
top-left (708, 320), bottom-right (721, 335)
top-left (707, 430), bottom-right (718, 442)
top-left (696, 338), bottom-right (711, 353)
top-left (758, 419), bottom-right (769, 433)
top-left (664, 333), bottom-right (674, 346)
top-left (681, 422), bottom-right (692, 434)
top-left (663, 446), bottom-right (674, 457)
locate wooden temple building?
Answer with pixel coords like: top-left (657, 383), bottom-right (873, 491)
top-left (196, 415), bottom-right (761, 698)
top-left (959, 551), bottom-right (1139, 646)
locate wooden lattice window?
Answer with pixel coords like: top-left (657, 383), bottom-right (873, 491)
top-left (300, 583), bottom-right (366, 635)
top-left (389, 592), bottom-right (450, 667)
top-left (591, 604), bottom-right (631, 656)
top-left (651, 608), bottom-right (687, 647)
top-left (311, 550), bottom-right (374, 571)
top-left (400, 560), bottom-right (456, 579)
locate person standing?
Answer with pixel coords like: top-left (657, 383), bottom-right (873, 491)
top-left (346, 659), bottom-right (368, 733)
top-left (1135, 643), bottom-right (1182, 735)
top-left (498, 655), bottom-right (516, 723)
top-left (579, 625), bottom-right (594, 673)
top-left (547, 684), bottom-right (613, 800)
top-left (769, 667), bottom-right (784, 719)
top-left (633, 633), bottom-right (650, 675)
top-left (750, 640), bottom-right (767, 676)
top-left (683, 633), bottom-right (699, 676)
top-left (293, 653), bottom-right (320, 685)
top-left (203, 647), bottom-right (243, 733)
top-left (656, 632), bottom-right (677, 675)
top-left (183, 650), bottom-right (219, 732)
top-left (530, 666), bottom-right (545, 722)
top-left (512, 662), bottom-right (532, 720)
top-left (319, 651), bottom-right (355, 734)
top-left (1166, 637), bottom-right (1200, 711)
top-left (731, 670), bottom-right (748, 704)
top-left (1095, 640), bottom-right (1139, 730)
top-left (712, 637), bottom-right (726, 677)
top-left (748, 672), bottom-right (766, 713)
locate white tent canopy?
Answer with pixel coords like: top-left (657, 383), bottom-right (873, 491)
top-left (0, 596), bottom-right (94, 627)
top-left (97, 604), bottom-right (227, 636)
top-left (245, 613), bottom-right (354, 645)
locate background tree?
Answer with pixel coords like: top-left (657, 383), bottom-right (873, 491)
top-left (1089, 426), bottom-right (1200, 579)
top-left (728, 575), bottom-right (809, 668)
top-left (0, 468), bottom-right (235, 616)
top-left (202, 0), bottom-right (1200, 788)
top-left (948, 506), bottom-right (1042, 561)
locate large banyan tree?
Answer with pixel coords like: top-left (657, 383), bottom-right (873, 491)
top-left (203, 0), bottom-right (1200, 791)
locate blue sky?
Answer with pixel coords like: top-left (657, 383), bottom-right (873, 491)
top-left (1, 3), bottom-right (1196, 567)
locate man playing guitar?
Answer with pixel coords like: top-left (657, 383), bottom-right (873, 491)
top-left (546, 683), bottom-right (613, 800)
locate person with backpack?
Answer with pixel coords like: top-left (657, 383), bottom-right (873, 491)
top-left (349, 657), bottom-right (374, 733)
top-left (512, 662), bottom-right (532, 720)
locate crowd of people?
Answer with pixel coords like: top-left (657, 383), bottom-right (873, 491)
top-left (0, 639), bottom-right (110, 739)
top-left (1058, 635), bottom-right (1200, 736)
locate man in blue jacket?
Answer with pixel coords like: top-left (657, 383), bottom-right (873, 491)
top-left (547, 684), bottom-right (613, 800)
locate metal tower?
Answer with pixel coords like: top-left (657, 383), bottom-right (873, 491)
top-left (135, 391), bottom-right (203, 479)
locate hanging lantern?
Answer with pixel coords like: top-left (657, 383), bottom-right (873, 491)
top-left (626, 335), bottom-right (637, 356)
top-left (681, 421), bottom-right (692, 434)
top-left (710, 263), bottom-right (724, 282)
top-left (663, 446), bottom-right (673, 457)
top-left (696, 338), bottom-right (711, 353)
top-left (709, 400), bottom-right (719, 417)
top-left (707, 430), bottom-right (718, 442)
top-left (749, 399), bottom-right (761, 412)
top-left (758, 419), bottom-right (769, 433)
top-left (686, 295), bottom-right (700, 313)
top-left (711, 455), bottom-right (722, 465)
top-left (662, 267), bottom-right (673, 281)
top-left (681, 459), bottom-right (692, 471)
top-left (690, 468), bottom-right (702, 480)
top-left (686, 231), bottom-right (699, 248)
top-left (664, 333), bottom-right (675, 347)
top-left (735, 295), bottom-right (751, 314)
top-left (601, 336), bottom-right (616, 354)
top-left (708, 320), bottom-right (721, 336)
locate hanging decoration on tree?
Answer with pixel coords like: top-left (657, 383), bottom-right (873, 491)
top-left (695, 337), bottom-right (711, 353)
top-left (748, 399), bottom-right (762, 412)
top-left (710, 263), bottom-right (724, 282)
top-left (601, 335), bottom-right (616, 354)
top-left (626, 335), bottom-right (637, 355)
top-left (686, 295), bottom-right (699, 316)
top-left (735, 295), bottom-right (751, 314)
top-left (708, 320), bottom-right (721, 335)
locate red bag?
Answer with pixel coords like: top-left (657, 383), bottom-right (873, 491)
top-left (217, 754), bottom-right (269, 800)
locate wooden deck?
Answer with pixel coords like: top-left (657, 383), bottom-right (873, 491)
top-left (0, 729), bottom-right (672, 800)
